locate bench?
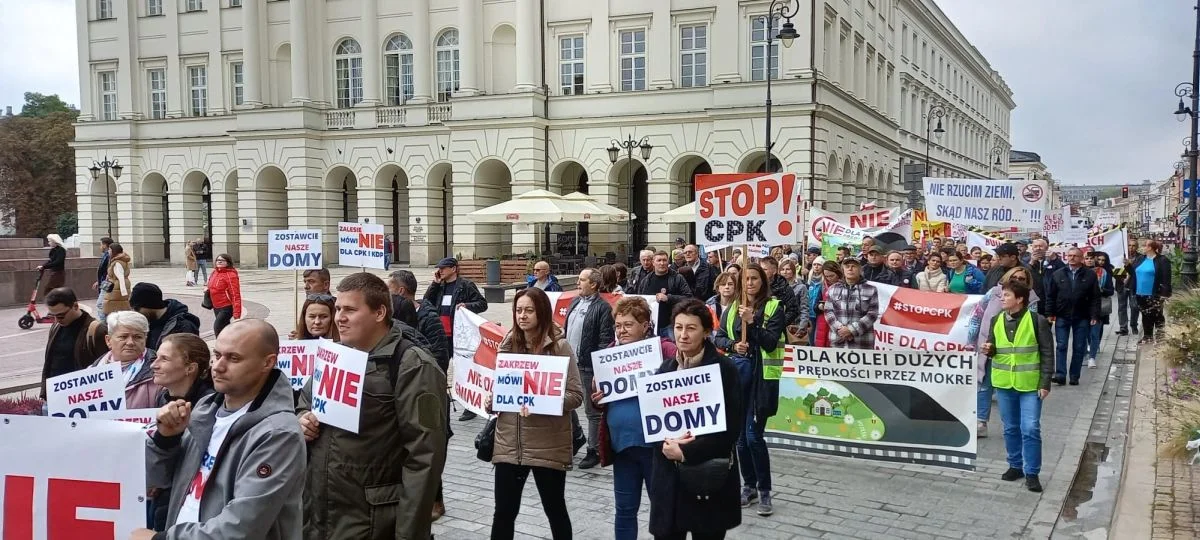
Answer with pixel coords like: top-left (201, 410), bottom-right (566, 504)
top-left (481, 275), bottom-right (579, 303)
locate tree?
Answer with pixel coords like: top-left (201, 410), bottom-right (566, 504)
top-left (56, 212), bottom-right (78, 239)
top-left (20, 92), bottom-right (74, 118)
top-left (0, 99), bottom-right (78, 237)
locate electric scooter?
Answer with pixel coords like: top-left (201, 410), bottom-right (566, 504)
top-left (18, 270), bottom-right (57, 329)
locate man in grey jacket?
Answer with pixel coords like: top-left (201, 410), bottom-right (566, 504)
top-left (133, 319), bottom-right (305, 540)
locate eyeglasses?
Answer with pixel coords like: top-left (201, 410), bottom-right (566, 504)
top-left (49, 310), bottom-right (70, 320)
top-left (307, 294), bottom-right (335, 302)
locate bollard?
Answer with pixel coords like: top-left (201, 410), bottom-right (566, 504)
top-left (486, 259), bottom-right (501, 285)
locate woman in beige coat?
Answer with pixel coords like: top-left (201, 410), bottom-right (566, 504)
top-left (489, 286), bottom-right (583, 540)
top-left (184, 241), bottom-right (197, 286)
top-left (103, 243), bottom-right (132, 315)
top-left (916, 253), bottom-right (950, 293)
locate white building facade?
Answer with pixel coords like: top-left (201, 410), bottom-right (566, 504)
top-left (72, 0), bottom-right (1014, 266)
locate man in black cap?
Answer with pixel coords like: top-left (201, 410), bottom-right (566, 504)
top-left (130, 282), bottom-right (201, 350)
top-left (803, 246), bottom-right (823, 282)
top-left (423, 257), bottom-right (488, 420)
top-left (861, 245), bottom-right (893, 284)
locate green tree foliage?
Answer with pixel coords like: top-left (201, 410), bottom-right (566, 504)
top-left (0, 93), bottom-right (78, 237)
top-left (56, 212), bottom-right (78, 239)
top-left (20, 92), bottom-right (75, 118)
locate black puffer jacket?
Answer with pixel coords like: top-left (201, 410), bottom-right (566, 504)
top-left (147, 299), bottom-right (201, 350)
top-left (563, 295), bottom-right (615, 370)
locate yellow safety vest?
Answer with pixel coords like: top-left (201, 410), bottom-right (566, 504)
top-left (723, 298), bottom-right (784, 380)
top-left (991, 311), bottom-right (1040, 392)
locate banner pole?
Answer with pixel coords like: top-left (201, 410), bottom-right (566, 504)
top-left (740, 243), bottom-right (749, 346)
top-left (294, 269), bottom-right (300, 327)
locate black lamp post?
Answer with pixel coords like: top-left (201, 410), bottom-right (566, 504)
top-left (607, 136), bottom-right (652, 262)
top-left (988, 141), bottom-right (1006, 179)
top-left (1174, 1), bottom-right (1199, 289)
top-left (923, 103), bottom-right (946, 178)
top-left (763, 0), bottom-right (800, 175)
top-left (87, 157), bottom-right (123, 238)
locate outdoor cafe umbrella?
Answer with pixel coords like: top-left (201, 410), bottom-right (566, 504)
top-left (562, 191), bottom-right (634, 222)
top-left (650, 201), bottom-right (695, 224)
top-left (464, 189), bottom-right (596, 223)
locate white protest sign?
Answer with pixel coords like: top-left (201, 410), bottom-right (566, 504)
top-left (337, 222), bottom-right (387, 269)
top-left (923, 178), bottom-right (1048, 230)
top-left (696, 173), bottom-right (802, 246)
top-left (45, 363), bottom-right (125, 418)
top-left (1042, 207), bottom-right (1065, 235)
top-left (806, 207), bottom-right (905, 247)
top-left (451, 307), bottom-right (504, 417)
top-left (0, 415), bottom-right (147, 539)
top-left (592, 338), bottom-right (662, 405)
top-left (311, 340), bottom-right (368, 433)
top-left (492, 354), bottom-right (570, 416)
top-left (277, 340), bottom-right (319, 391)
top-left (1095, 211), bottom-right (1120, 228)
top-left (267, 229), bottom-right (323, 270)
top-left (965, 229), bottom-right (1004, 256)
top-left (91, 407), bottom-right (160, 433)
top-left (637, 363), bottom-right (727, 443)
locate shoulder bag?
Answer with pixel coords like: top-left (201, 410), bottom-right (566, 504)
top-left (676, 451), bottom-right (734, 500)
top-left (474, 415), bottom-right (498, 462)
top-left (201, 289), bottom-right (213, 310)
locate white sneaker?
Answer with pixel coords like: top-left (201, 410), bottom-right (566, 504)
top-left (1087, 358), bottom-right (1097, 369)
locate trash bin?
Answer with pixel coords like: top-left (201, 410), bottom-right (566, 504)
top-left (486, 259), bottom-right (501, 285)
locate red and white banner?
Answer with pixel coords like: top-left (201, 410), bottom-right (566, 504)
top-left (965, 228), bottom-right (1005, 256)
top-left (696, 173), bottom-right (803, 246)
top-left (277, 340), bottom-right (319, 391)
top-left (451, 307), bottom-right (506, 417)
top-left (806, 207), bottom-right (907, 247)
top-left (547, 292), bottom-right (659, 334)
top-left (1050, 226), bottom-right (1129, 268)
top-left (0, 415), bottom-right (147, 539)
top-left (311, 340), bottom-right (368, 433)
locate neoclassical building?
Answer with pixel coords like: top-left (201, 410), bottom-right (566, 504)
top-left (73, 0), bottom-right (1014, 266)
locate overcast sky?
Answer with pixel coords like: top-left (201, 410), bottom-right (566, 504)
top-left (0, 0), bottom-right (1193, 186)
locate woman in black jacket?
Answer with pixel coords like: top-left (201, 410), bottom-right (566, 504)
top-left (649, 299), bottom-right (745, 540)
top-left (37, 234), bottom-right (67, 297)
top-left (1127, 240), bottom-right (1173, 343)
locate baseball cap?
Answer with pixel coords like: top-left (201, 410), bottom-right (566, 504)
top-left (866, 245), bottom-right (883, 254)
top-left (436, 257), bottom-right (458, 268)
top-left (806, 246), bottom-right (822, 255)
top-left (128, 283), bottom-right (167, 311)
top-left (995, 243), bottom-right (1020, 256)
top-left (840, 257), bottom-right (862, 266)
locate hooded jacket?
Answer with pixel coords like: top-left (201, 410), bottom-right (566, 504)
top-left (299, 321), bottom-right (449, 540)
top-left (147, 299), bottom-right (202, 350)
top-left (147, 369), bottom-right (305, 540)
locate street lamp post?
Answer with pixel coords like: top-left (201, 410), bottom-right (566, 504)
top-left (87, 157), bottom-right (123, 238)
top-left (1174, 1), bottom-right (1200, 288)
top-left (923, 103), bottom-right (946, 178)
top-left (763, 0), bottom-right (800, 175)
top-left (988, 142), bottom-right (1006, 179)
top-left (607, 136), bottom-right (653, 264)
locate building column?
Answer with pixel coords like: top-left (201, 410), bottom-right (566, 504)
top-left (648, 1), bottom-right (672, 89)
top-left (588, 178), bottom-right (622, 256)
top-left (513, 0), bottom-right (539, 92)
top-left (359, 0), bottom-right (381, 106)
top-left (165, 0), bottom-right (183, 117)
top-left (75, 1), bottom-right (94, 120)
top-left (117, 0), bottom-right (137, 119)
top-left (712, 0), bottom-right (740, 84)
top-left (167, 187), bottom-right (204, 264)
top-left (243, 0), bottom-right (263, 107)
top-left (289, 0), bottom-right (311, 103)
top-left (410, 0), bottom-right (432, 103)
top-left (587, 1), bottom-right (612, 93)
top-left (407, 184), bottom-right (439, 265)
top-left (456, 0), bottom-right (480, 96)
top-left (205, 6), bottom-right (226, 116)
top-left (210, 176), bottom-right (240, 264)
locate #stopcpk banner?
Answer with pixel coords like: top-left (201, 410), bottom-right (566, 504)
top-left (0, 415), bottom-right (147, 539)
top-left (591, 337), bottom-right (662, 405)
top-left (45, 363), bottom-right (125, 418)
top-left (337, 222), bottom-right (387, 269)
top-left (806, 207), bottom-right (906, 247)
top-left (491, 354), bottom-right (571, 416)
top-left (451, 306), bottom-right (505, 417)
top-left (696, 173), bottom-right (802, 246)
top-left (267, 229), bottom-right (323, 270)
top-left (310, 339), bottom-right (368, 433)
top-left (923, 177), bottom-right (1048, 230)
top-left (637, 363), bottom-right (727, 443)
top-left (277, 340), bottom-right (319, 391)
top-left (548, 292), bottom-right (659, 334)
top-left (768, 282), bottom-right (983, 470)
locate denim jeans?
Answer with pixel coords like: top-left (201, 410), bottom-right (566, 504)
top-left (612, 446), bottom-right (654, 540)
top-left (1117, 288), bottom-right (1138, 331)
top-left (1054, 317), bottom-right (1090, 382)
top-left (1087, 323), bottom-right (1104, 360)
top-left (196, 260), bottom-right (209, 284)
top-left (995, 388), bottom-right (1043, 475)
top-left (977, 362), bottom-right (993, 422)
top-left (736, 407), bottom-right (772, 492)
top-left (95, 281), bottom-right (109, 313)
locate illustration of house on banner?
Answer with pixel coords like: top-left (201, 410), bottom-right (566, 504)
top-left (812, 397), bottom-right (833, 416)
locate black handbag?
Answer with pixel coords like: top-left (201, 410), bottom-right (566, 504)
top-left (474, 416), bottom-right (497, 462)
top-left (676, 453), bottom-right (734, 500)
top-left (201, 290), bottom-right (213, 310)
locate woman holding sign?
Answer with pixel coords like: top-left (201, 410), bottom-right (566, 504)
top-left (490, 287), bottom-right (584, 540)
top-left (649, 299), bottom-right (744, 540)
top-left (91, 311), bottom-right (162, 409)
top-left (712, 264), bottom-right (786, 517)
top-left (294, 294), bottom-right (340, 341)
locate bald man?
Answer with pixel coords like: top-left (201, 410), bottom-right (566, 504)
top-left (526, 260), bottom-right (563, 292)
top-left (136, 319), bottom-right (305, 539)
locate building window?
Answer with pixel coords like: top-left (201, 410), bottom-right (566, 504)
top-left (148, 68), bottom-right (166, 119)
top-left (619, 29), bottom-right (646, 91)
top-left (189, 65), bottom-right (208, 117)
top-left (901, 24), bottom-right (908, 56)
top-left (334, 38), bottom-right (364, 108)
top-left (98, 0), bottom-right (114, 19)
top-left (559, 35), bottom-right (584, 95)
top-left (99, 71), bottom-right (118, 121)
top-left (229, 0), bottom-right (241, 6)
top-left (750, 15), bottom-right (779, 82)
top-left (435, 30), bottom-right (460, 102)
top-left (147, 0), bottom-right (162, 16)
top-left (384, 34), bottom-right (414, 106)
top-left (186, 0), bottom-right (203, 12)
top-left (230, 62), bottom-right (244, 107)
top-left (679, 24), bottom-right (707, 88)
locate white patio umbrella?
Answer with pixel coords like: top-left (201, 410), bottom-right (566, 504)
top-left (651, 201), bottom-right (696, 224)
top-left (561, 192), bottom-right (634, 222)
top-left (464, 189), bottom-right (596, 223)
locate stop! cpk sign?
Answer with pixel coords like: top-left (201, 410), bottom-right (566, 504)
top-left (1, 415), bottom-right (147, 540)
top-left (695, 173), bottom-right (803, 246)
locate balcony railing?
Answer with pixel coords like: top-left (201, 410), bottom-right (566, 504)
top-left (429, 103), bottom-right (452, 123)
top-left (376, 106), bottom-right (406, 127)
top-left (325, 110), bottom-right (354, 129)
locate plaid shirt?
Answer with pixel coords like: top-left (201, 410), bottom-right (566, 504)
top-left (823, 280), bottom-right (880, 349)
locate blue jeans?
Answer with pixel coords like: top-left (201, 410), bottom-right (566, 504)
top-left (95, 281), bottom-right (109, 313)
top-left (736, 406), bottom-right (772, 492)
top-left (977, 361), bottom-right (993, 422)
top-left (1054, 317), bottom-right (1090, 382)
top-left (613, 446), bottom-right (654, 540)
top-left (995, 388), bottom-right (1043, 475)
top-left (196, 260), bottom-right (209, 284)
top-left (1087, 323), bottom-right (1104, 359)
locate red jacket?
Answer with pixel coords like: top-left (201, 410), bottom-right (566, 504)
top-left (208, 267), bottom-right (242, 318)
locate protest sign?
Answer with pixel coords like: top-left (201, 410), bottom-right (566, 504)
top-left (91, 408), bottom-right (160, 434)
top-left (638, 364), bottom-right (726, 443)
top-left (0, 414), bottom-right (147, 539)
top-left (550, 292), bottom-right (659, 334)
top-left (870, 282), bottom-right (986, 353)
top-left (1095, 211), bottom-right (1120, 228)
top-left (451, 307), bottom-right (505, 417)
top-left (592, 338), bottom-right (662, 405)
top-left (277, 340), bottom-right (319, 391)
top-left (821, 232), bottom-right (861, 260)
top-left (965, 227), bottom-right (1005, 256)
top-left (45, 363), bottom-right (125, 418)
top-left (311, 340), bottom-right (368, 433)
top-left (806, 207), bottom-right (905, 247)
top-left (1049, 225), bottom-right (1129, 267)
top-left (267, 229), bottom-right (322, 270)
top-left (767, 346), bottom-right (976, 470)
top-left (337, 222), bottom-right (386, 269)
top-left (923, 178), bottom-right (1048, 230)
top-left (491, 354), bottom-right (570, 416)
top-left (696, 173), bottom-right (802, 245)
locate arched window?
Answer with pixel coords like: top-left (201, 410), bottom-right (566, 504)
top-left (334, 38), bottom-right (364, 109)
top-left (384, 34), bottom-right (414, 106)
top-left (435, 30), bottom-right (460, 102)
